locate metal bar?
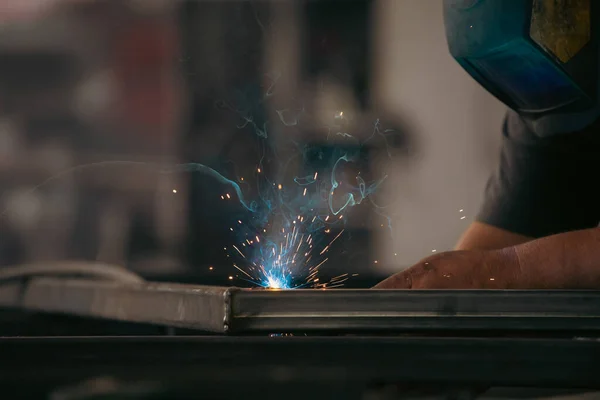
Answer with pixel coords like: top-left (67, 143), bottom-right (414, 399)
top-left (0, 278), bottom-right (236, 333)
top-left (5, 278), bottom-right (600, 334)
top-left (1, 336), bottom-right (600, 389)
top-left (230, 289), bottom-right (600, 332)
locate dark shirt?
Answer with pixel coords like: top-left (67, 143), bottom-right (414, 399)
top-left (477, 110), bottom-right (600, 238)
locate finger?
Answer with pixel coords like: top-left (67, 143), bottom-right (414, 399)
top-left (373, 270), bottom-right (413, 289)
top-left (374, 260), bottom-right (440, 289)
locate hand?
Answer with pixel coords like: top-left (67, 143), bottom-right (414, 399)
top-left (374, 249), bottom-right (521, 289)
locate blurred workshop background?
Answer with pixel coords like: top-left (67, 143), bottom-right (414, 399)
top-left (0, 0), bottom-right (506, 286)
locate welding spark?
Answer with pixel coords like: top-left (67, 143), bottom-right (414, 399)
top-left (228, 223), bottom-right (346, 289)
top-left (212, 85), bottom-right (395, 289)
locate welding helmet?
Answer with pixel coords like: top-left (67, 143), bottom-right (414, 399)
top-left (444, 0), bottom-right (598, 136)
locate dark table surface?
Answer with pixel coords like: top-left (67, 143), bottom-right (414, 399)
top-left (0, 333), bottom-right (600, 399)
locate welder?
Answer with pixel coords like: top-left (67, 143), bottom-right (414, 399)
top-left (377, 0), bottom-right (600, 289)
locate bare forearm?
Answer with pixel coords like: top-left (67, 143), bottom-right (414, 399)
top-left (375, 227), bottom-right (600, 290)
top-left (508, 228), bottom-right (600, 289)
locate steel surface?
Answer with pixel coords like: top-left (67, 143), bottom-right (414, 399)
top-left (231, 289), bottom-right (600, 332)
top-left (0, 278), bottom-right (236, 332)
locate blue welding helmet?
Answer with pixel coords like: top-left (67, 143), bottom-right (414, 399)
top-left (444, 0), bottom-right (599, 136)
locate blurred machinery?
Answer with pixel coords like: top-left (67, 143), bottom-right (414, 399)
top-left (0, 0), bottom-right (414, 284)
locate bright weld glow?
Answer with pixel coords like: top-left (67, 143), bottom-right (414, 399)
top-left (172, 189), bottom-right (177, 193)
top-left (226, 193), bottom-right (231, 199)
top-left (266, 274), bottom-right (288, 289)
top-left (227, 225), bottom-right (348, 289)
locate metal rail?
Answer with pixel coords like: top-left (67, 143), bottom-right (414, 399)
top-left (231, 288), bottom-right (600, 332)
top-left (2, 278), bottom-right (600, 334)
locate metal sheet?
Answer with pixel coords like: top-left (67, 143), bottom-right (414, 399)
top-left (4, 278), bottom-right (600, 334)
top-left (8, 278), bottom-right (236, 333)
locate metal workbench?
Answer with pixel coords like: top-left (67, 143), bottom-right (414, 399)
top-left (1, 278), bottom-right (600, 398)
top-left (1, 335), bottom-right (600, 399)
